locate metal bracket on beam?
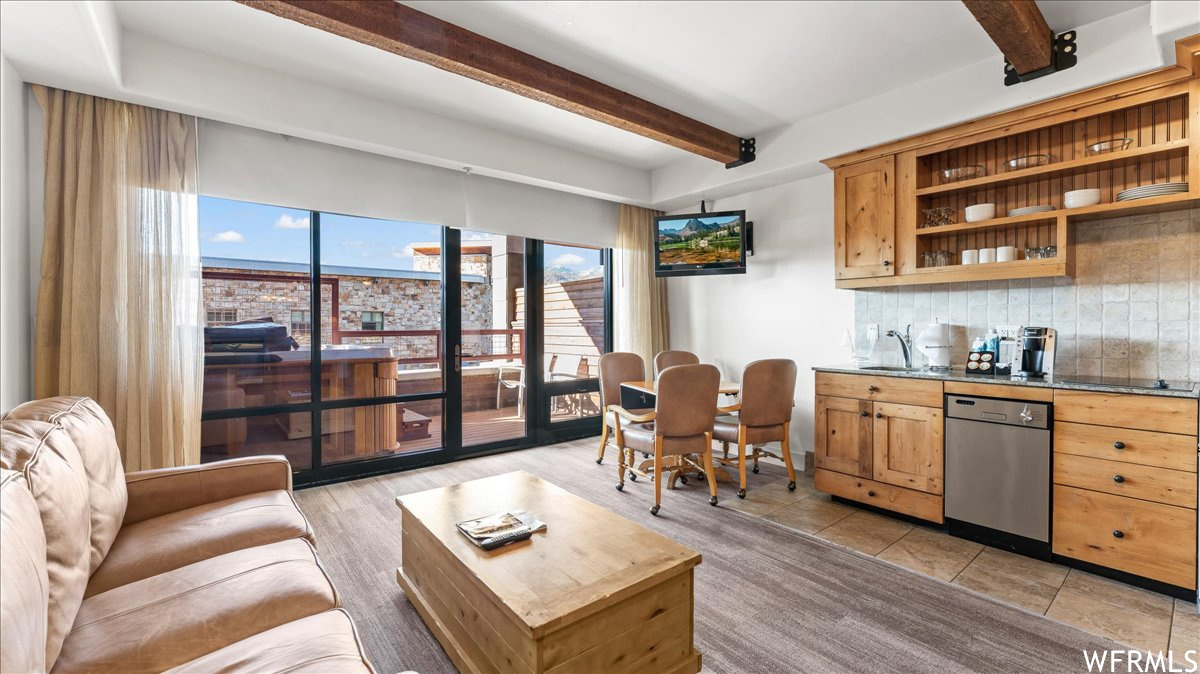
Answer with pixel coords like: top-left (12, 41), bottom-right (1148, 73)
top-left (1004, 29), bottom-right (1077, 86)
top-left (725, 138), bottom-right (756, 169)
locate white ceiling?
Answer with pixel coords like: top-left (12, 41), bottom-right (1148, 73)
top-left (113, 0), bottom-right (1147, 172)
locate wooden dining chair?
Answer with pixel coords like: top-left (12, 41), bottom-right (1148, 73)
top-left (596, 352), bottom-right (647, 465)
top-left (611, 364), bottom-right (721, 515)
top-left (653, 350), bottom-right (699, 376)
top-left (713, 359), bottom-right (798, 498)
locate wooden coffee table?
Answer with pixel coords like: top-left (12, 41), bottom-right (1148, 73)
top-left (395, 471), bottom-right (702, 674)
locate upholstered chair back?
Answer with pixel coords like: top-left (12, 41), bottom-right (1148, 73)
top-left (654, 364), bottom-right (720, 440)
top-left (653, 350), bottom-right (700, 376)
top-left (738, 359), bottom-right (798, 428)
top-left (598, 352), bottom-right (645, 409)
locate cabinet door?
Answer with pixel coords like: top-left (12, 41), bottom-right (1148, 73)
top-left (872, 402), bottom-right (943, 494)
top-left (833, 155), bottom-right (895, 279)
top-left (814, 396), bottom-right (873, 477)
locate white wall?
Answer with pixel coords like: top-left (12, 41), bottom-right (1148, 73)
top-left (200, 120), bottom-right (617, 248)
top-left (667, 173), bottom-right (853, 455)
top-left (1, 56), bottom-right (30, 411)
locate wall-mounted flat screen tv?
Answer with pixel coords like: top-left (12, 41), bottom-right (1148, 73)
top-left (654, 210), bottom-right (747, 277)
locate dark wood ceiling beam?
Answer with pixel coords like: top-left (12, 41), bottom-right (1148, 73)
top-left (237, 0), bottom-right (749, 165)
top-left (962, 0), bottom-right (1053, 75)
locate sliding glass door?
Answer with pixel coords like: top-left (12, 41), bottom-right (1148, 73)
top-left (198, 196), bottom-right (608, 485)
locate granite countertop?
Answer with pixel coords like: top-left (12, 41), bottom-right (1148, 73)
top-left (813, 365), bottom-right (1200, 399)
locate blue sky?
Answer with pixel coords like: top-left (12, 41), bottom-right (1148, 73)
top-left (657, 214), bottom-right (741, 232)
top-left (200, 196), bottom-right (599, 273)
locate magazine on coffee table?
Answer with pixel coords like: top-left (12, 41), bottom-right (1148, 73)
top-left (456, 510), bottom-right (546, 549)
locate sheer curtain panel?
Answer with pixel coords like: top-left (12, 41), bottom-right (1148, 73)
top-left (614, 204), bottom-right (669, 369)
top-left (33, 86), bottom-right (202, 470)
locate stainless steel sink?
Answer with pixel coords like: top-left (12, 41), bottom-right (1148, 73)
top-left (858, 366), bottom-right (921, 372)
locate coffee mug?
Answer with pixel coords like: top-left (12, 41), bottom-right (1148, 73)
top-left (961, 249), bottom-right (979, 265)
top-left (979, 248), bottom-right (997, 263)
top-left (997, 246), bottom-right (1017, 262)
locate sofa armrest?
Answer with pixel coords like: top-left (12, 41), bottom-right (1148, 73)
top-left (123, 456), bottom-right (293, 526)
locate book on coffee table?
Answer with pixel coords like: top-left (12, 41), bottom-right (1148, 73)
top-left (456, 510), bottom-right (546, 550)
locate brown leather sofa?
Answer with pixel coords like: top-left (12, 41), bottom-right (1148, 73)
top-left (0, 396), bottom-right (374, 673)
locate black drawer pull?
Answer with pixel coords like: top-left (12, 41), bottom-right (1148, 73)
top-left (867, 385), bottom-right (879, 393)
top-left (1113, 441), bottom-right (1125, 450)
top-left (860, 410), bottom-right (869, 417)
top-left (1112, 530), bottom-right (1124, 539)
top-left (867, 490), bottom-right (877, 497)
top-left (1113, 475), bottom-right (1125, 484)
top-left (875, 412), bottom-right (884, 418)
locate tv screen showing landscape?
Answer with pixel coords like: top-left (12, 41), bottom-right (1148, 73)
top-left (654, 210), bottom-right (747, 277)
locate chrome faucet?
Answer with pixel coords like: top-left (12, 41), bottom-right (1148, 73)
top-left (886, 325), bottom-right (913, 368)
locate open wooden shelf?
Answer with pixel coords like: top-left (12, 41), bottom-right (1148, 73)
top-left (911, 257), bottom-right (1065, 277)
top-left (914, 191), bottom-right (1196, 237)
top-left (915, 139), bottom-right (1191, 197)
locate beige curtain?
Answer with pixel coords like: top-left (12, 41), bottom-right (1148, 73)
top-left (614, 204), bottom-right (670, 370)
top-left (34, 86), bottom-right (202, 471)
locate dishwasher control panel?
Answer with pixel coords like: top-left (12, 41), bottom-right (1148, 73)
top-left (945, 395), bottom-right (1050, 429)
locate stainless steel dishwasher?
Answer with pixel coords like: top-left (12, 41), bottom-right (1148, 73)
top-left (945, 394), bottom-right (1051, 558)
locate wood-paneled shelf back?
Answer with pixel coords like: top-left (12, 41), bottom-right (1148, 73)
top-left (823, 34), bottom-right (1200, 289)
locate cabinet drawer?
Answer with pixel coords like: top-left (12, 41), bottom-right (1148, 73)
top-left (1053, 485), bottom-right (1196, 589)
top-left (815, 468), bottom-right (944, 523)
top-left (1053, 390), bottom-right (1198, 435)
top-left (815, 372), bottom-right (942, 407)
top-left (1055, 421), bottom-right (1197, 472)
top-left (1053, 454), bottom-right (1196, 508)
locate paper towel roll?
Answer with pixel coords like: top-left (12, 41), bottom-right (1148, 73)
top-left (915, 322), bottom-right (952, 369)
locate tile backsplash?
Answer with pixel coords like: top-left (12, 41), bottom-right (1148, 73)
top-left (854, 208), bottom-right (1200, 382)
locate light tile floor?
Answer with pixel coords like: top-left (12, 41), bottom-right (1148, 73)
top-left (727, 464), bottom-right (1199, 654)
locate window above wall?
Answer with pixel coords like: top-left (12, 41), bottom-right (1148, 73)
top-left (361, 311), bottom-right (384, 331)
top-left (206, 308), bottom-right (239, 325)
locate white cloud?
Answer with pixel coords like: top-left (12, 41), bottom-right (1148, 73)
top-left (552, 253), bottom-right (585, 267)
top-left (209, 230), bottom-right (245, 243)
top-left (274, 214), bottom-right (310, 229)
top-left (390, 245), bottom-right (415, 259)
top-left (463, 232), bottom-right (491, 241)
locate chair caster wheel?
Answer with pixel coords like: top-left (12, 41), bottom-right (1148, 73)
top-left (697, 472), bottom-right (706, 481)
top-left (788, 480), bottom-right (796, 491)
top-left (596, 458), bottom-right (603, 464)
top-left (709, 496), bottom-right (718, 506)
top-left (752, 465), bottom-right (759, 474)
top-left (629, 472), bottom-right (637, 481)
top-left (737, 489), bottom-right (746, 499)
top-left (650, 505), bottom-right (660, 516)
top-left (644, 453), bottom-right (650, 459)
top-left (680, 475), bottom-right (689, 485)
top-left (616, 483), bottom-right (623, 492)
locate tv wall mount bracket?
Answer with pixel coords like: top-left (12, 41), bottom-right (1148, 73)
top-left (1004, 29), bottom-right (1077, 86)
top-left (725, 138), bottom-right (756, 169)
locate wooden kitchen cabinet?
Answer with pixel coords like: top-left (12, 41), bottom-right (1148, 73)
top-left (872, 402), bottom-right (944, 495)
top-left (814, 374), bottom-right (945, 523)
top-left (814, 395), bottom-right (873, 477)
top-left (833, 155), bottom-right (895, 280)
top-left (821, 34), bottom-right (1200, 289)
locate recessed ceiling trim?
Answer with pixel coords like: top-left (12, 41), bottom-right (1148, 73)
top-left (237, 0), bottom-right (753, 166)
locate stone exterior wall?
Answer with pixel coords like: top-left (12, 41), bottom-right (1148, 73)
top-left (203, 263), bottom-right (495, 364)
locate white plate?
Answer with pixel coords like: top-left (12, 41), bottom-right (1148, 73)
top-left (1007, 205), bottom-right (1054, 216)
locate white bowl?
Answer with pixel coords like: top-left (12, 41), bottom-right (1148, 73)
top-left (1064, 188), bottom-right (1101, 208)
top-left (965, 203), bottom-right (996, 222)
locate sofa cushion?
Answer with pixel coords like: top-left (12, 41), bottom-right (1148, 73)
top-left (0, 469), bottom-right (50, 674)
top-left (0, 419), bottom-right (92, 669)
top-left (86, 489), bottom-right (314, 597)
top-left (54, 538), bottom-right (338, 673)
top-left (4, 396), bottom-right (128, 574)
top-left (164, 609), bottom-right (374, 674)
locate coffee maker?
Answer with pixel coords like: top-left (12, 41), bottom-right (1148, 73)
top-left (1011, 326), bottom-right (1056, 378)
